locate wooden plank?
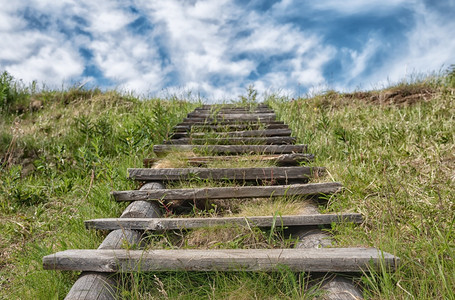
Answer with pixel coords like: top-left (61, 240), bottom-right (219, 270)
top-left (185, 153), bottom-right (315, 166)
top-left (186, 113), bottom-right (276, 119)
top-left (112, 182), bottom-right (342, 202)
top-left (198, 104), bottom-right (270, 110)
top-left (165, 136), bottom-right (296, 145)
top-left (143, 154), bottom-right (314, 168)
top-left (191, 109), bottom-right (275, 114)
top-left (64, 182), bottom-right (164, 300)
top-left (128, 166), bottom-right (324, 181)
top-left (43, 248), bottom-right (399, 272)
top-left (173, 124), bottom-right (289, 131)
top-left (153, 144), bottom-right (308, 156)
top-left (85, 213), bottom-right (363, 231)
top-left (171, 128), bottom-right (292, 139)
top-left (172, 128), bottom-right (292, 138)
top-left (178, 120), bottom-right (284, 125)
top-left (182, 116), bottom-right (276, 123)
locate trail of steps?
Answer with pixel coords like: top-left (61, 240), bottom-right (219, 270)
top-left (43, 103), bottom-right (399, 299)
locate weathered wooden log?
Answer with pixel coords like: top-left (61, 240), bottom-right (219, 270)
top-left (173, 124), bottom-right (289, 131)
top-left (143, 153), bottom-right (314, 168)
top-left (64, 182), bottom-right (163, 300)
top-left (165, 136), bottom-right (296, 145)
top-left (171, 128), bottom-right (292, 139)
top-left (153, 144), bottom-right (308, 156)
top-left (128, 166), bottom-right (324, 181)
top-left (177, 120), bottom-right (284, 125)
top-left (85, 213), bottom-right (363, 231)
top-left (112, 182), bottom-right (343, 202)
top-left (198, 104), bottom-right (270, 110)
top-left (182, 116), bottom-right (276, 123)
top-left (294, 203), bottom-right (365, 299)
top-left (186, 113), bottom-right (276, 119)
top-left (190, 110), bottom-right (275, 115)
top-left (43, 248), bottom-right (398, 273)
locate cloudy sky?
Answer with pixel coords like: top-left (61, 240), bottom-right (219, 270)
top-left (1, 0), bottom-right (454, 101)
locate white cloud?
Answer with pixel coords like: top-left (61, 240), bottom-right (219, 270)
top-left (1, 0), bottom-right (453, 100)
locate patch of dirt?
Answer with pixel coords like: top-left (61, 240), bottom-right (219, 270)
top-left (343, 85), bottom-right (436, 105)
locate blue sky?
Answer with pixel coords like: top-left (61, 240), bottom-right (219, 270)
top-left (1, 0), bottom-right (454, 101)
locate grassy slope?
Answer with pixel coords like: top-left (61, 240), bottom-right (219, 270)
top-left (0, 73), bottom-right (454, 299)
top-left (268, 78), bottom-right (455, 299)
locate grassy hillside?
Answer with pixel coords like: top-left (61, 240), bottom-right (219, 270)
top-left (1, 70), bottom-right (454, 299)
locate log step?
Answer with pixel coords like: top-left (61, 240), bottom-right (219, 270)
top-left (178, 120), bottom-right (284, 125)
top-left (112, 182), bottom-right (342, 202)
top-left (85, 213), bottom-right (363, 231)
top-left (128, 166), bottom-right (323, 182)
top-left (153, 144), bottom-right (308, 156)
top-left (190, 109), bottom-right (275, 114)
top-left (43, 248), bottom-right (399, 272)
top-left (186, 113), bottom-right (276, 119)
top-left (185, 153), bottom-right (315, 166)
top-left (173, 124), bottom-right (289, 131)
top-left (171, 128), bottom-right (292, 139)
top-left (165, 136), bottom-right (296, 145)
top-left (143, 154), bottom-right (314, 168)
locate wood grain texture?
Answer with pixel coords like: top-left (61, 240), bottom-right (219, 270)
top-left (185, 153), bottom-right (315, 166)
top-left (190, 110), bottom-right (275, 115)
top-left (171, 128), bottom-right (292, 139)
top-left (186, 113), bottom-right (276, 119)
top-left (128, 166), bottom-right (324, 181)
top-left (153, 144), bottom-right (308, 156)
top-left (112, 182), bottom-right (343, 202)
top-left (43, 248), bottom-right (399, 273)
top-left (165, 136), bottom-right (296, 145)
top-left (64, 182), bottom-right (164, 300)
top-left (143, 154), bottom-right (314, 168)
top-left (173, 124), bottom-right (289, 131)
top-left (177, 120), bottom-right (284, 125)
top-left (85, 213), bottom-right (363, 231)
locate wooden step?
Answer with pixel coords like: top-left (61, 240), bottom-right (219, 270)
top-left (186, 113), bottom-right (276, 119)
top-left (85, 213), bottom-right (363, 231)
top-left (43, 248), bottom-right (399, 272)
top-left (128, 166), bottom-right (324, 181)
top-left (173, 124), bottom-right (289, 131)
top-left (153, 144), bottom-right (308, 156)
top-left (190, 109), bottom-right (275, 114)
top-left (112, 182), bottom-right (342, 202)
top-left (198, 104), bottom-right (270, 110)
top-left (187, 153), bottom-right (315, 166)
top-left (143, 154), bottom-right (314, 168)
top-left (165, 136), bottom-right (296, 145)
top-left (171, 128), bottom-right (292, 139)
top-left (178, 120), bottom-right (284, 125)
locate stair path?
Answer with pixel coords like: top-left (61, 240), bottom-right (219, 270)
top-left (43, 103), bottom-right (399, 299)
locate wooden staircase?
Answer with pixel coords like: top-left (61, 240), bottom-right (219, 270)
top-left (43, 103), bottom-right (399, 299)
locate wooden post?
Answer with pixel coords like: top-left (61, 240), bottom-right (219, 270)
top-left (64, 182), bottom-right (163, 300)
top-left (294, 203), bottom-right (363, 299)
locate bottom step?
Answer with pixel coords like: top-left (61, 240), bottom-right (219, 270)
top-left (43, 248), bottom-right (398, 273)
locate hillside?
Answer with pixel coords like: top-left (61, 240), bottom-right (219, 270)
top-left (1, 71), bottom-right (454, 299)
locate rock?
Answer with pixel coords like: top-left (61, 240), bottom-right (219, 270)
top-left (30, 100), bottom-right (43, 111)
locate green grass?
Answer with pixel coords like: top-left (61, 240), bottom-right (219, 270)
top-left (267, 76), bottom-right (455, 299)
top-left (1, 70), bottom-right (454, 299)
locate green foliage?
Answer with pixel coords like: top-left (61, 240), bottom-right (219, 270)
top-left (237, 84), bottom-right (258, 107)
top-left (0, 71), bottom-right (33, 113)
top-left (446, 64), bottom-right (455, 88)
top-left (269, 78), bottom-right (455, 299)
